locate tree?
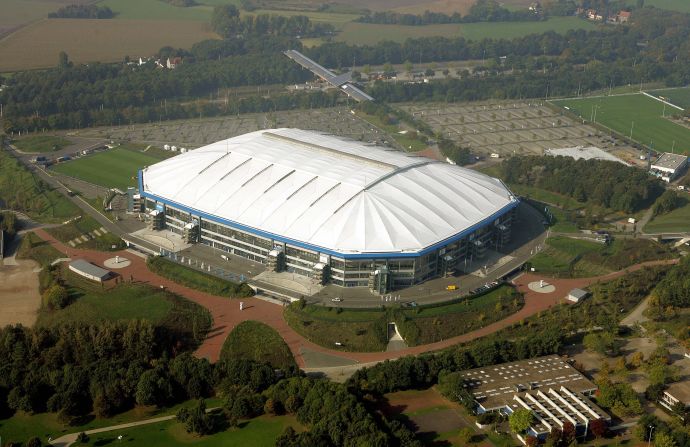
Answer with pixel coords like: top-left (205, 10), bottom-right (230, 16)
top-left (458, 427), bottom-right (473, 444)
top-left (176, 399), bottom-right (212, 435)
top-left (583, 332), bottom-right (618, 356)
top-left (654, 432), bottom-right (677, 447)
top-left (590, 418), bottom-right (608, 438)
top-left (58, 51), bottom-right (71, 69)
top-left (561, 421), bottom-right (576, 446)
top-left (43, 284), bottom-right (69, 309)
top-left (509, 408), bottom-right (534, 434)
top-left (26, 437), bottom-right (41, 447)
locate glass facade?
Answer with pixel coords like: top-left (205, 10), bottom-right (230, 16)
top-left (152, 201), bottom-right (516, 290)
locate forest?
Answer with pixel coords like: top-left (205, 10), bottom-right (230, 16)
top-left (500, 155), bottom-right (665, 213)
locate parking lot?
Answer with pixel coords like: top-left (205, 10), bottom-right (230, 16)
top-left (399, 101), bottom-right (640, 158)
top-left (72, 107), bottom-right (387, 149)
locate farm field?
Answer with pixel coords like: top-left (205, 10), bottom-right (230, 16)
top-left (399, 100), bottom-right (624, 158)
top-left (0, 0), bottom-right (73, 36)
top-left (0, 19), bottom-right (218, 72)
top-left (82, 414), bottom-right (302, 447)
top-left (334, 16), bottom-right (594, 45)
top-left (51, 147), bottom-right (164, 190)
top-left (643, 196), bottom-right (690, 234)
top-left (99, 0), bottom-right (214, 21)
top-left (551, 93), bottom-right (690, 155)
top-left (646, 86), bottom-right (690, 110)
top-left (644, 0), bottom-right (690, 13)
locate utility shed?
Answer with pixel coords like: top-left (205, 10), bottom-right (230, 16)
top-left (567, 288), bottom-right (589, 303)
top-left (69, 259), bottom-right (111, 282)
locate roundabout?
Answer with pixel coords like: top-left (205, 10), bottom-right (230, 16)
top-left (527, 280), bottom-right (556, 293)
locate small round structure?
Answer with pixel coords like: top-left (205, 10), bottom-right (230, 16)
top-left (104, 257), bottom-right (132, 269)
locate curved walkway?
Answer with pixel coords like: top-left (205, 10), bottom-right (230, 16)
top-left (32, 229), bottom-right (678, 368)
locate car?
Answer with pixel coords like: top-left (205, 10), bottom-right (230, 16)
top-left (220, 255), bottom-right (229, 261)
top-left (331, 297), bottom-right (343, 302)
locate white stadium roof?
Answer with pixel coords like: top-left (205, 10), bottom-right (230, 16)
top-left (141, 129), bottom-right (517, 255)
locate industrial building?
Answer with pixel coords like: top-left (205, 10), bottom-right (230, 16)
top-left (650, 153), bottom-right (688, 182)
top-left (139, 129), bottom-right (518, 293)
top-left (462, 355), bottom-right (609, 442)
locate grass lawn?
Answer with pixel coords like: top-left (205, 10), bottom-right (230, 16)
top-left (552, 94), bottom-right (690, 154)
top-left (45, 214), bottom-right (125, 251)
top-left (37, 277), bottom-right (212, 350)
top-left (0, 150), bottom-right (80, 223)
top-left (16, 232), bottom-right (66, 267)
top-left (0, 398), bottom-right (222, 445)
top-left (285, 285), bottom-right (523, 350)
top-left (509, 184), bottom-right (584, 209)
top-left (82, 414), bottom-right (301, 447)
top-left (643, 196), bottom-right (690, 233)
top-left (334, 16), bottom-right (594, 45)
top-left (530, 236), bottom-right (675, 278)
top-left (12, 135), bottom-right (69, 153)
top-left (354, 111), bottom-right (428, 151)
top-left (220, 321), bottom-right (296, 370)
top-left (51, 147), bottom-right (163, 190)
top-left (646, 86), bottom-right (690, 110)
top-left (147, 256), bottom-right (254, 298)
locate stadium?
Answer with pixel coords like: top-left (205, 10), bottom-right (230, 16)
top-left (139, 129), bottom-right (519, 292)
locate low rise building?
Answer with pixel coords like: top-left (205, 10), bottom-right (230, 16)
top-left (567, 288), bottom-right (589, 303)
top-left (660, 382), bottom-right (690, 412)
top-left (68, 259), bottom-right (111, 282)
top-left (650, 153), bottom-right (688, 182)
top-left (460, 355), bottom-right (609, 442)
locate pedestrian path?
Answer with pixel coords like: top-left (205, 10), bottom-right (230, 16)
top-left (31, 229), bottom-right (678, 369)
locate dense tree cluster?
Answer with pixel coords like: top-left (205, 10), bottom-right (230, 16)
top-left (500, 156), bottom-right (664, 213)
top-left (652, 190), bottom-right (681, 217)
top-left (161, 0), bottom-right (198, 6)
top-left (0, 212), bottom-right (17, 249)
top-left (211, 5), bottom-right (334, 38)
top-left (48, 5), bottom-right (114, 19)
top-left (652, 255), bottom-right (690, 309)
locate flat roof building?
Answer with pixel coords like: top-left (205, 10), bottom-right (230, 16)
top-left (651, 153), bottom-right (688, 182)
top-left (68, 259), bottom-right (111, 282)
top-left (461, 355), bottom-right (608, 442)
top-left (567, 288), bottom-right (589, 303)
top-left (140, 129), bottom-right (518, 292)
top-left (660, 382), bottom-right (690, 411)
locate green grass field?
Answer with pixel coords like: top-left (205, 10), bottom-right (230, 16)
top-left (530, 236), bottom-right (675, 278)
top-left (335, 16), bottom-right (594, 45)
top-left (644, 196), bottom-right (690, 233)
top-left (0, 150), bottom-right (79, 223)
top-left (82, 414), bottom-right (301, 447)
top-left (646, 86), bottom-right (690, 110)
top-left (12, 135), bottom-right (69, 153)
top-left (16, 232), bottom-right (66, 267)
top-left (552, 93), bottom-right (690, 154)
top-left (220, 321), bottom-right (296, 370)
top-left (99, 0), bottom-right (214, 21)
top-left (45, 214), bottom-right (125, 251)
top-left (51, 147), bottom-right (163, 190)
top-left (644, 0), bottom-right (690, 13)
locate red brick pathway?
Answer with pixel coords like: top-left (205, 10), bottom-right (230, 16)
top-left (32, 229), bottom-right (677, 368)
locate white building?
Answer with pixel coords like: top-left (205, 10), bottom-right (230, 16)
top-left (650, 153), bottom-right (688, 182)
top-left (139, 128), bottom-right (519, 292)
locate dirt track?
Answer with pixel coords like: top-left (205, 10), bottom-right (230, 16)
top-left (0, 260), bottom-right (41, 327)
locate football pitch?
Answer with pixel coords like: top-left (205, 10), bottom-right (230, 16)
top-left (551, 93), bottom-right (690, 155)
top-left (51, 147), bottom-right (163, 190)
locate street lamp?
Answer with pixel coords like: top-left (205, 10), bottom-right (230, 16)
top-left (647, 425), bottom-right (655, 447)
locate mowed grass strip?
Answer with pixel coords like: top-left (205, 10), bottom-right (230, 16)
top-left (552, 93), bottom-right (690, 154)
top-left (220, 321), bottom-right (296, 370)
top-left (12, 135), bottom-right (69, 153)
top-left (51, 148), bottom-right (161, 190)
top-left (0, 19), bottom-right (218, 72)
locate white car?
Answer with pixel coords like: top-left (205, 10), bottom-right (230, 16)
top-left (331, 297), bottom-right (343, 302)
